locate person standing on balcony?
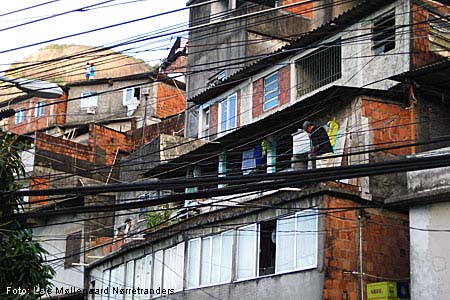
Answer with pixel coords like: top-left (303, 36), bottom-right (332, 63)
top-left (89, 63), bottom-right (95, 79)
top-left (303, 121), bottom-right (333, 168)
top-left (85, 62), bottom-right (90, 80)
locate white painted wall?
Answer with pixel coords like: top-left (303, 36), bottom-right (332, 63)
top-left (410, 202), bottom-right (450, 300)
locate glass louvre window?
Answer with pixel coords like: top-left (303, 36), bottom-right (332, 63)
top-left (187, 231), bottom-right (233, 288)
top-left (275, 210), bottom-right (318, 273)
top-left (263, 72), bottom-right (279, 110)
top-left (236, 224), bottom-right (257, 280)
top-left (80, 92), bottom-right (98, 108)
top-left (35, 102), bottom-right (45, 117)
top-left (220, 93), bottom-right (237, 134)
top-left (372, 9), bottom-right (396, 55)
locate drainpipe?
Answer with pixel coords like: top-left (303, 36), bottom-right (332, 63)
top-left (409, 84), bottom-right (416, 154)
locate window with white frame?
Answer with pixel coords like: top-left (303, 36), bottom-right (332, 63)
top-left (125, 260), bottom-right (135, 300)
top-left (263, 72), bottom-right (279, 111)
top-left (153, 250), bottom-right (163, 292)
top-left (144, 254), bottom-right (153, 291)
top-left (219, 93), bottom-right (237, 134)
top-left (81, 92), bottom-right (98, 108)
top-left (123, 87), bottom-right (141, 106)
top-left (101, 269), bottom-right (111, 300)
top-left (201, 106), bottom-right (210, 140)
top-left (372, 9), bottom-right (396, 55)
top-left (275, 210), bottom-right (318, 273)
top-left (134, 257), bottom-right (146, 295)
top-left (187, 231), bottom-right (233, 288)
top-left (15, 109), bottom-right (25, 124)
top-left (236, 224), bottom-right (258, 280)
top-left (35, 102), bottom-right (45, 117)
top-left (163, 243), bottom-right (185, 292)
top-left (109, 264), bottom-right (125, 300)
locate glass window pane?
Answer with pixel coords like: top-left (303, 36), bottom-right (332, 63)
top-left (175, 242), bottom-right (185, 291)
top-left (144, 254), bottom-right (152, 291)
top-left (200, 237), bottom-right (211, 285)
top-left (228, 94), bottom-right (237, 129)
top-left (237, 224), bottom-right (257, 279)
top-left (220, 101), bottom-right (227, 132)
top-left (153, 251), bottom-right (163, 291)
top-left (211, 235), bottom-right (221, 284)
top-left (276, 216), bottom-right (296, 273)
top-left (125, 261), bottom-right (134, 300)
top-left (101, 269), bottom-right (110, 300)
top-left (188, 239), bottom-right (200, 288)
top-left (296, 211), bottom-right (318, 269)
top-left (220, 231), bottom-right (233, 283)
top-left (163, 248), bottom-right (173, 290)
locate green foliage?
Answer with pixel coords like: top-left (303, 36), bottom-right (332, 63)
top-left (0, 132), bottom-right (55, 299)
top-left (145, 205), bottom-right (171, 230)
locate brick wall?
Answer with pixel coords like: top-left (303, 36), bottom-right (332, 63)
top-left (155, 82), bottom-right (185, 119)
top-left (323, 195), bottom-right (410, 300)
top-left (36, 131), bottom-right (91, 161)
top-left (29, 176), bottom-right (49, 205)
top-left (7, 94), bottom-right (67, 135)
top-left (281, 0), bottom-right (314, 18)
top-left (252, 78), bottom-right (264, 119)
top-left (279, 65), bottom-right (291, 106)
top-left (361, 99), bottom-right (412, 156)
top-left (129, 112), bottom-right (185, 147)
top-left (210, 103), bottom-right (219, 138)
top-left (89, 124), bottom-right (133, 166)
top-left (411, 3), bottom-right (448, 69)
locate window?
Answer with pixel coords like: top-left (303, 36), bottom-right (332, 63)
top-left (163, 243), bottom-right (185, 292)
top-left (242, 145), bottom-right (264, 175)
top-left (15, 109), bottom-right (25, 124)
top-left (101, 269), bottom-right (111, 300)
top-left (35, 102), bottom-right (45, 117)
top-left (219, 93), bottom-right (237, 134)
top-left (201, 106), bottom-right (210, 140)
top-left (123, 87), bottom-right (141, 106)
top-left (275, 210), bottom-right (318, 273)
top-left (81, 92), bottom-right (98, 108)
top-left (125, 260), bottom-right (134, 300)
top-left (134, 257), bottom-right (146, 295)
top-left (296, 40), bottom-right (342, 97)
top-left (259, 220), bottom-right (277, 276)
top-left (64, 231), bottom-right (82, 268)
top-left (153, 250), bottom-right (163, 292)
top-left (144, 254), bottom-right (153, 291)
top-left (372, 9), bottom-right (396, 55)
top-left (236, 224), bottom-right (257, 280)
top-left (110, 264), bottom-right (125, 300)
top-left (187, 231), bottom-right (233, 288)
top-left (428, 12), bottom-right (450, 58)
top-left (263, 72), bottom-right (279, 111)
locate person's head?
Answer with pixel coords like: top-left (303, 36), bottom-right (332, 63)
top-left (302, 121), bottom-right (315, 133)
top-left (90, 63), bottom-right (94, 66)
top-left (86, 62), bottom-right (90, 65)
top-left (125, 218), bottom-right (132, 225)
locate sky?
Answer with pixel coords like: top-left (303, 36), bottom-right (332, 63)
top-left (0, 0), bottom-right (189, 74)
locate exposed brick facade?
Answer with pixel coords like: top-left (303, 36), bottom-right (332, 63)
top-left (279, 65), bottom-right (291, 106)
top-left (129, 112), bottom-right (185, 147)
top-left (323, 194), bottom-right (410, 300)
top-left (155, 82), bottom-right (185, 119)
top-left (361, 99), bottom-right (412, 156)
top-left (7, 94), bottom-right (67, 135)
top-left (29, 177), bottom-right (50, 205)
top-left (411, 3), bottom-right (449, 69)
top-left (281, 0), bottom-right (314, 18)
top-left (210, 103), bottom-right (219, 139)
top-left (252, 78), bottom-right (264, 119)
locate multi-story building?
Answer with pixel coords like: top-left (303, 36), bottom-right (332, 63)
top-left (83, 1), bottom-right (450, 300)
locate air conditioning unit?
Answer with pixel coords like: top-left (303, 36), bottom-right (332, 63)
top-left (141, 87), bottom-right (150, 96)
top-left (86, 107), bottom-right (96, 114)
